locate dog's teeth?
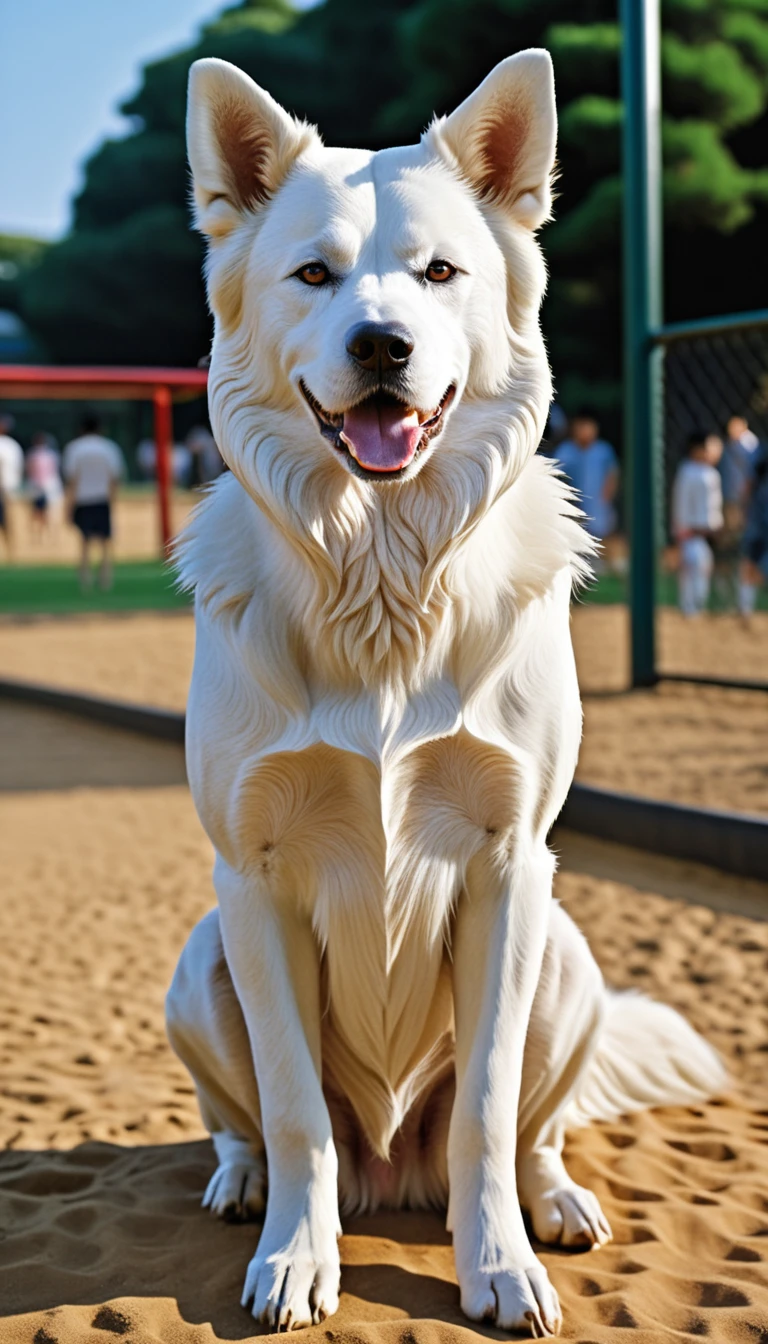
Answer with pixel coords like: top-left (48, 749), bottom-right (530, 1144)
top-left (339, 431), bottom-right (360, 463)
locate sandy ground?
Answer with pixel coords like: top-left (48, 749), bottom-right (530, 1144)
top-left (571, 604), bottom-right (768, 691)
top-left (1, 607), bottom-right (766, 816)
top-left (1, 493), bottom-right (195, 565)
top-left (1, 704), bottom-right (768, 1344)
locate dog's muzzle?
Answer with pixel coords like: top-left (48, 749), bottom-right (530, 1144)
top-left (299, 382), bottom-right (456, 481)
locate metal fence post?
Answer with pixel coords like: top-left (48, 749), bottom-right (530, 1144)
top-left (621, 0), bottom-right (663, 687)
top-left (153, 384), bottom-right (173, 556)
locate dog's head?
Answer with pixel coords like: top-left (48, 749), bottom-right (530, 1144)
top-left (188, 52), bottom-right (556, 499)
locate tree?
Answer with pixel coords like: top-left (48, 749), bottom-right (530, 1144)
top-left (19, 0), bottom-right (768, 438)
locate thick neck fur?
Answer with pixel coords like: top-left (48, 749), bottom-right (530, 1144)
top-left (178, 432), bottom-right (591, 710)
top-left (182, 326), bottom-right (569, 698)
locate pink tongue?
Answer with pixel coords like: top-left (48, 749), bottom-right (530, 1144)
top-left (341, 401), bottom-right (421, 472)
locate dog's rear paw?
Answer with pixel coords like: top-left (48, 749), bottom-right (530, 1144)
top-left (203, 1137), bottom-right (266, 1221)
top-left (461, 1261), bottom-right (562, 1336)
top-left (530, 1181), bottom-right (612, 1250)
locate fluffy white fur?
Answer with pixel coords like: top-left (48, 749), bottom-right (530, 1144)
top-left (168, 51), bottom-right (726, 1338)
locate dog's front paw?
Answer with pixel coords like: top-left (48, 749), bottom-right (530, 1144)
top-left (460, 1260), bottom-right (561, 1337)
top-left (203, 1142), bottom-right (266, 1221)
top-left (241, 1241), bottom-right (340, 1330)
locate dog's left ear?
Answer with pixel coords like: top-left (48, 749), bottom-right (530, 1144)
top-left (187, 58), bottom-right (318, 237)
top-left (434, 50), bottom-right (556, 230)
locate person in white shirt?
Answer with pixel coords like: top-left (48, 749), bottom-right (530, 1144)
top-left (671, 430), bottom-right (724, 616)
top-left (62, 414), bottom-right (126, 591)
top-left (26, 431), bottom-right (63, 541)
top-left (0, 412), bottom-right (24, 557)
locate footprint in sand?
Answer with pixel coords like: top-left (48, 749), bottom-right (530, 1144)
top-left (607, 1179), bottom-right (664, 1203)
top-left (695, 1281), bottom-right (751, 1307)
top-left (91, 1306), bottom-right (132, 1335)
top-left (725, 1244), bottom-right (762, 1262)
top-left (0, 1166), bottom-right (94, 1198)
top-left (54, 1204), bottom-right (99, 1235)
top-left (595, 1297), bottom-right (639, 1328)
top-left (666, 1138), bottom-right (737, 1162)
top-left (603, 1129), bottom-right (636, 1150)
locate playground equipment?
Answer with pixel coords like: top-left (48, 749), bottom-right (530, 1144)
top-left (0, 365), bottom-right (208, 553)
top-left (621, 0), bottom-right (768, 692)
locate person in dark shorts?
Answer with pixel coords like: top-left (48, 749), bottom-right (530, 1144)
top-left (62, 414), bottom-right (125, 590)
top-left (738, 443), bottom-right (768, 621)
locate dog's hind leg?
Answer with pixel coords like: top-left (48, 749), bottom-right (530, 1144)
top-left (166, 908), bottom-right (266, 1221)
top-left (516, 902), bottom-right (612, 1250)
top-left (517, 902), bottom-right (726, 1250)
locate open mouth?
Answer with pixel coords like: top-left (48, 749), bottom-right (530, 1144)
top-left (299, 382), bottom-right (456, 480)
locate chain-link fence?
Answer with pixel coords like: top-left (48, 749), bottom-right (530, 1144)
top-left (655, 314), bottom-right (768, 688)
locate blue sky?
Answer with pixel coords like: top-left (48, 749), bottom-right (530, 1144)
top-left (0, 1), bottom-right (246, 239)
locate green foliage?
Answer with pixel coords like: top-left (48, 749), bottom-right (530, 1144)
top-left (0, 233), bottom-right (50, 318)
top-left (23, 208), bottom-right (208, 365)
top-left (15, 0), bottom-right (768, 442)
top-left (664, 119), bottom-right (768, 229)
top-left (662, 33), bottom-right (764, 127)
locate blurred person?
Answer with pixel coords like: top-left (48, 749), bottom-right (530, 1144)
top-left (554, 408), bottom-right (620, 568)
top-left (186, 424), bottom-right (223, 485)
top-left (721, 414), bottom-right (759, 528)
top-left (26, 431), bottom-right (63, 542)
top-left (135, 437), bottom-right (193, 485)
top-left (738, 442), bottom-right (768, 621)
top-left (671, 430), bottom-right (724, 616)
top-left (136, 436), bottom-right (156, 480)
top-left (538, 402), bottom-right (568, 458)
top-left (714, 416), bottom-right (760, 608)
top-left (62, 414), bottom-right (126, 591)
top-left (172, 441), bottom-right (193, 486)
top-left (0, 412), bottom-right (24, 558)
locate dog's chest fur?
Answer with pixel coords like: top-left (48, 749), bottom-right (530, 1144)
top-left (182, 465), bottom-right (588, 1157)
top-left (233, 707), bottom-right (524, 1156)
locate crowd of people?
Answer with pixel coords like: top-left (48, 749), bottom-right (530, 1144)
top-left (0, 412), bottom-right (223, 588)
top-left (543, 404), bottom-right (767, 619)
top-left (2, 400), bottom-right (766, 616)
top-left (671, 416), bottom-right (767, 619)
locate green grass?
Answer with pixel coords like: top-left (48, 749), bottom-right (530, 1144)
top-left (0, 561), bottom-right (191, 616)
top-left (1, 562), bottom-right (765, 618)
top-left (581, 570), bottom-right (768, 610)
top-left (580, 571), bottom-right (679, 605)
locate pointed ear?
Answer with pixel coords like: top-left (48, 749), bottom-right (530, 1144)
top-left (186, 58), bottom-right (318, 237)
top-left (432, 50), bottom-right (557, 230)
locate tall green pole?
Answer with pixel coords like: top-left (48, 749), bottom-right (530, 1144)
top-left (621, 0), bottom-right (663, 687)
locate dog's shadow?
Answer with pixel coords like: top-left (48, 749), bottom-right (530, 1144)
top-left (0, 1141), bottom-right (521, 1341)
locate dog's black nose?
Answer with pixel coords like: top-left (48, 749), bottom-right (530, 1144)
top-left (345, 322), bottom-right (414, 373)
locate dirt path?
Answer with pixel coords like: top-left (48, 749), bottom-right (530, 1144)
top-left (1, 607), bottom-right (765, 815)
top-left (1, 706), bottom-right (767, 1344)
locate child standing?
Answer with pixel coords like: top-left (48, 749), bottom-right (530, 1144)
top-left (671, 431), bottom-right (724, 616)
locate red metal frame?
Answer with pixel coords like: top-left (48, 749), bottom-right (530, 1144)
top-left (0, 365), bottom-right (209, 554)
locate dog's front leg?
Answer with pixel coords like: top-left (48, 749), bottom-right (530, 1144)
top-left (448, 842), bottom-right (562, 1337)
top-left (215, 857), bottom-right (341, 1330)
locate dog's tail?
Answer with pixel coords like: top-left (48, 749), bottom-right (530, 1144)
top-left (566, 990), bottom-right (728, 1130)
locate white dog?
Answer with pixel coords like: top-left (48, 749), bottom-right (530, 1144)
top-left (167, 51), bottom-right (724, 1337)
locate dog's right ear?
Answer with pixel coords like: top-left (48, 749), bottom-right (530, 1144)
top-left (187, 59), bottom-right (318, 238)
top-left (431, 50), bottom-right (557, 230)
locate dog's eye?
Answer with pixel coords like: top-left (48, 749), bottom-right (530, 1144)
top-left (295, 262), bottom-right (330, 287)
top-left (425, 260), bottom-right (456, 284)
